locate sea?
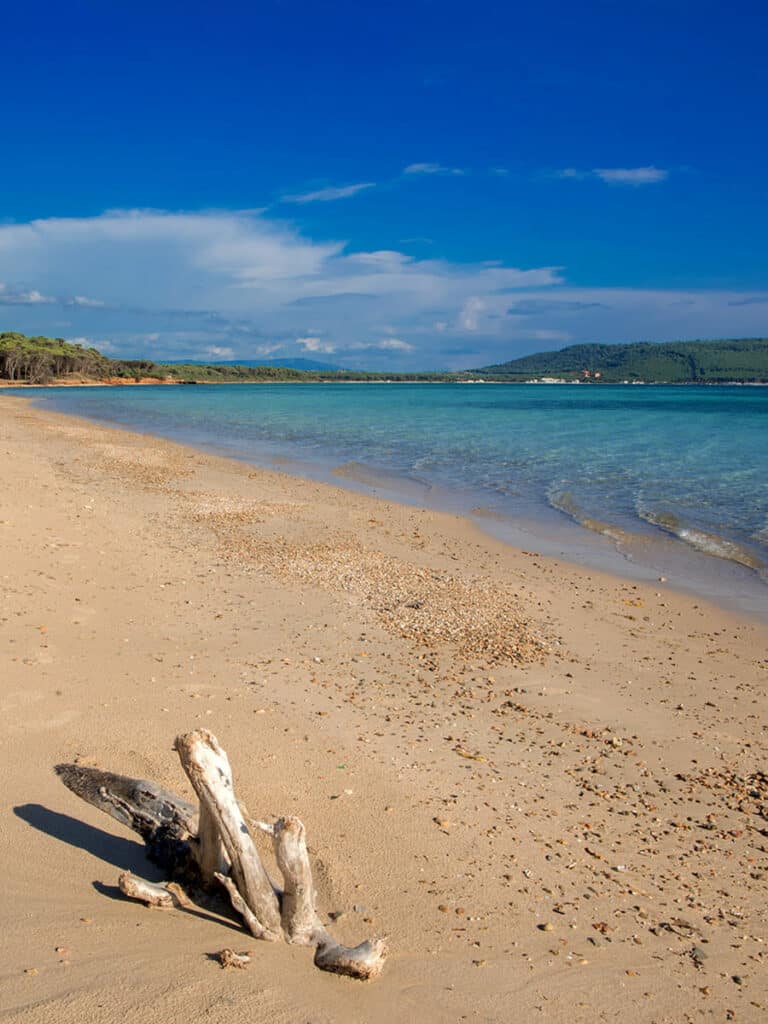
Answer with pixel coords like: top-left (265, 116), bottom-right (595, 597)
top-left (8, 382), bottom-right (768, 618)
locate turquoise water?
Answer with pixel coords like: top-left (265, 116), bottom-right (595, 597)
top-left (8, 383), bottom-right (768, 609)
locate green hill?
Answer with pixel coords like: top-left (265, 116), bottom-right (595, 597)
top-left (475, 338), bottom-right (768, 383)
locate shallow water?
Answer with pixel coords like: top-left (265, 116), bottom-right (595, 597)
top-left (9, 382), bottom-right (768, 616)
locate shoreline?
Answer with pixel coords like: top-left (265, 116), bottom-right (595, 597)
top-left (1, 395), bottom-right (767, 1022)
top-left (7, 386), bottom-right (768, 623)
top-left (3, 378), bottom-right (768, 387)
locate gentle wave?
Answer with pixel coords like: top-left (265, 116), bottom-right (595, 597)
top-left (548, 490), bottom-right (642, 549)
top-left (639, 509), bottom-right (765, 572)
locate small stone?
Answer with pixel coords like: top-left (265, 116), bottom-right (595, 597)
top-left (539, 922), bottom-right (554, 932)
top-left (438, 904), bottom-right (451, 913)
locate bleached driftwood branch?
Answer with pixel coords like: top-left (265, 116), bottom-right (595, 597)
top-left (118, 871), bottom-right (177, 907)
top-left (56, 729), bottom-right (387, 980)
top-left (270, 813), bottom-right (387, 978)
top-left (174, 731), bottom-right (284, 941)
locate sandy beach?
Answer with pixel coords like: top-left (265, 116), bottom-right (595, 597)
top-left (1, 394), bottom-right (766, 1023)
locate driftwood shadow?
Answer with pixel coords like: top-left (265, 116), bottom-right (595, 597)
top-left (14, 803), bottom-right (163, 879)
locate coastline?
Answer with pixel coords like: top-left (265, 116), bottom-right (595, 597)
top-left (8, 383), bottom-right (768, 622)
top-left (1, 394), bottom-right (767, 1023)
top-left (2, 377), bottom-right (768, 388)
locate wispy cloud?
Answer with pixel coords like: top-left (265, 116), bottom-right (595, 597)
top-left (296, 336), bottom-right (337, 354)
top-left (0, 282), bottom-right (55, 305)
top-left (376, 338), bottom-right (413, 352)
top-left (594, 166), bottom-right (669, 186)
top-left (556, 166), bottom-right (669, 186)
top-left (281, 182), bottom-right (375, 203)
top-left (202, 345), bottom-right (235, 360)
top-left (346, 338), bottom-right (415, 353)
top-left (66, 335), bottom-right (117, 352)
top-left (404, 162), bottom-right (465, 176)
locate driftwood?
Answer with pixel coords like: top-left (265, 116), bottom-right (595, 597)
top-left (56, 729), bottom-right (387, 980)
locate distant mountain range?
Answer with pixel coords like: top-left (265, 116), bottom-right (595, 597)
top-left (475, 338), bottom-right (768, 383)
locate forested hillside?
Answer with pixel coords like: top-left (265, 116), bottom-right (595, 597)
top-left (477, 338), bottom-right (768, 382)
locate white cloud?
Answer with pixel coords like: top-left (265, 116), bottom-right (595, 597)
top-left (376, 338), bottom-right (414, 352)
top-left (281, 182), bottom-right (376, 203)
top-left (203, 345), bottom-right (235, 360)
top-left (346, 338), bottom-right (415, 353)
top-left (594, 166), bottom-right (669, 186)
top-left (404, 162), bottom-right (464, 176)
top-left (0, 282), bottom-right (55, 305)
top-left (66, 335), bottom-right (117, 352)
top-left (556, 166), bottom-right (669, 186)
top-left (296, 336), bottom-right (337, 354)
top-left (69, 294), bottom-right (106, 307)
top-left (0, 211), bottom-right (560, 325)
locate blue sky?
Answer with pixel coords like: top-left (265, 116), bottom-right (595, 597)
top-left (1, 0), bottom-right (766, 369)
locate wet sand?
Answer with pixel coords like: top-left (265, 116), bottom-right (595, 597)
top-left (1, 394), bottom-right (766, 1023)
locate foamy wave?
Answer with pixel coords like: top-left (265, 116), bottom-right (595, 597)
top-left (639, 509), bottom-right (765, 572)
top-left (548, 491), bottom-right (637, 547)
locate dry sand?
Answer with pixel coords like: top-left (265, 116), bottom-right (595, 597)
top-left (1, 395), bottom-right (766, 1023)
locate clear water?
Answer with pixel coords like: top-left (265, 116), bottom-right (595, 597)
top-left (8, 383), bottom-right (768, 613)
